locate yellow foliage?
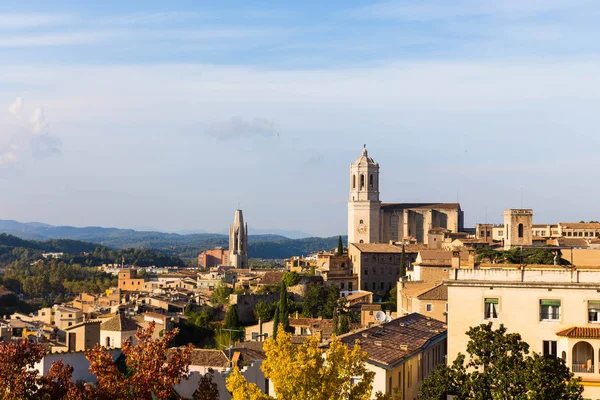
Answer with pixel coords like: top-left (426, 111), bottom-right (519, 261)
top-left (226, 324), bottom-right (375, 400)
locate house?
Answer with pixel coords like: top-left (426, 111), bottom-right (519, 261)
top-left (334, 313), bottom-right (447, 399)
top-left (398, 281), bottom-right (447, 323)
top-left (100, 313), bottom-right (140, 348)
top-left (56, 320), bottom-right (101, 352)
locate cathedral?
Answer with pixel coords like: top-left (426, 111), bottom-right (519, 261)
top-left (348, 147), bottom-right (463, 244)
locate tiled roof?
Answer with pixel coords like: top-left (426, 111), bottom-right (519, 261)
top-left (289, 317), bottom-right (334, 329)
top-left (400, 282), bottom-right (437, 298)
top-left (417, 285), bottom-right (448, 301)
top-left (187, 349), bottom-right (230, 367)
top-left (351, 243), bottom-right (403, 253)
top-left (64, 320), bottom-right (101, 331)
top-left (100, 314), bottom-right (139, 332)
top-left (258, 271), bottom-right (284, 285)
top-left (556, 327), bottom-right (600, 339)
top-left (337, 313), bottom-right (446, 369)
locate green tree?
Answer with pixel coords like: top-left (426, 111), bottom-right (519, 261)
top-left (254, 301), bottom-right (275, 323)
top-left (278, 281), bottom-right (291, 334)
top-left (193, 369), bottom-right (219, 400)
top-left (282, 271), bottom-right (300, 287)
top-left (389, 283), bottom-right (397, 308)
top-left (224, 305), bottom-right (243, 342)
top-left (337, 235), bottom-right (344, 255)
top-left (399, 244), bottom-right (406, 278)
top-left (272, 304), bottom-right (280, 338)
top-left (210, 283), bottom-right (232, 305)
top-left (419, 323), bottom-right (583, 400)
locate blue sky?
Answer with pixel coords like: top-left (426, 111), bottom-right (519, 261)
top-left (1, 1), bottom-right (600, 236)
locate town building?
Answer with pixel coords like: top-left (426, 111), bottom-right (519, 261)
top-left (197, 247), bottom-right (229, 269)
top-left (446, 267), bottom-right (600, 399)
top-left (347, 147), bottom-right (463, 244)
top-left (118, 269), bottom-right (146, 291)
top-left (348, 243), bottom-right (404, 293)
top-left (335, 313), bottom-right (447, 399)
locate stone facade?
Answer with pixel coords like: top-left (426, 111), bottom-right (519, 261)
top-left (348, 243), bottom-right (403, 294)
top-left (503, 208), bottom-right (533, 249)
top-left (347, 147), bottom-right (463, 245)
top-left (229, 209), bottom-right (248, 269)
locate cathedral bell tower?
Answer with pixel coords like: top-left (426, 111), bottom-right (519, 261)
top-left (348, 146), bottom-right (381, 244)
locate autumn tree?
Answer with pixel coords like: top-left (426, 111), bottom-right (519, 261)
top-left (226, 325), bottom-right (375, 400)
top-left (0, 339), bottom-right (84, 400)
top-left (419, 323), bottom-right (583, 400)
top-left (87, 322), bottom-right (191, 400)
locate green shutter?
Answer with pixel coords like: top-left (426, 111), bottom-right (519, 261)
top-left (484, 298), bottom-right (499, 304)
top-left (540, 299), bottom-right (561, 306)
top-left (589, 301), bottom-right (600, 309)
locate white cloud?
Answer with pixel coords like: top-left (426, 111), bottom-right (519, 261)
top-left (206, 116), bottom-right (276, 140)
top-left (0, 98), bottom-right (61, 166)
top-left (8, 96), bottom-right (22, 115)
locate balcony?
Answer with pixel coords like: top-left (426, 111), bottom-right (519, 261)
top-left (572, 363), bottom-right (594, 374)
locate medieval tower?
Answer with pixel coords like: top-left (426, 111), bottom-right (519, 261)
top-left (348, 146), bottom-right (381, 244)
top-left (229, 209), bottom-right (248, 268)
top-left (503, 208), bottom-right (533, 250)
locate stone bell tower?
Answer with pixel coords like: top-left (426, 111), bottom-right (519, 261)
top-left (229, 209), bottom-right (248, 268)
top-left (503, 209), bottom-right (533, 250)
top-left (348, 146), bottom-right (381, 244)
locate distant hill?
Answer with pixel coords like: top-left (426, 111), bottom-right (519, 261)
top-left (0, 219), bottom-right (346, 259)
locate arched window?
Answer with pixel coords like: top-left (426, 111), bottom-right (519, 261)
top-left (360, 219), bottom-right (364, 224)
top-left (352, 175), bottom-right (356, 189)
top-left (359, 239), bottom-right (364, 243)
top-left (572, 341), bottom-right (594, 373)
top-left (518, 223), bottom-right (524, 238)
top-left (360, 174), bottom-right (365, 190)
top-left (369, 174), bottom-right (374, 189)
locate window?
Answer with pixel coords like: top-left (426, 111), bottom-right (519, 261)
top-left (388, 376), bottom-right (392, 394)
top-left (543, 340), bottom-right (557, 358)
top-left (360, 175), bottom-right (365, 189)
top-left (540, 299), bottom-right (561, 321)
top-left (365, 269), bottom-right (368, 275)
top-left (349, 282), bottom-right (353, 291)
top-left (372, 282), bottom-right (376, 290)
top-left (426, 304), bottom-right (433, 312)
top-left (484, 298), bottom-right (499, 319)
top-left (380, 282), bottom-right (384, 290)
top-left (352, 175), bottom-right (356, 189)
top-left (359, 219), bottom-right (364, 224)
top-left (498, 230), bottom-right (504, 236)
top-left (340, 282), bottom-right (345, 290)
top-left (518, 223), bottom-right (524, 238)
top-left (370, 174), bottom-right (374, 189)
top-left (364, 282), bottom-right (368, 290)
top-left (588, 300), bottom-right (600, 322)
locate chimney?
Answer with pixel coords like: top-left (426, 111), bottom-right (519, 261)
top-left (400, 344), bottom-right (408, 351)
top-left (467, 249), bottom-right (475, 269)
top-left (451, 249), bottom-right (460, 269)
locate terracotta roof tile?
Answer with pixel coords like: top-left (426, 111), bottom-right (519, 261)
top-left (100, 314), bottom-right (139, 332)
top-left (417, 285), bottom-right (448, 301)
top-left (351, 243), bottom-right (403, 253)
top-left (556, 327), bottom-right (600, 339)
top-left (336, 313), bottom-right (446, 368)
top-left (258, 272), bottom-right (284, 285)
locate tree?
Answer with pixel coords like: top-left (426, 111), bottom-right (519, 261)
top-left (272, 303), bottom-right (280, 338)
top-left (399, 244), bottom-right (406, 278)
top-left (278, 281), bottom-right (291, 335)
top-left (224, 304), bottom-right (244, 342)
top-left (282, 271), bottom-right (300, 287)
top-left (389, 283), bottom-right (397, 308)
top-left (87, 322), bottom-right (192, 400)
top-left (337, 235), bottom-right (344, 255)
top-left (210, 283), bottom-right (232, 305)
top-left (419, 323), bottom-right (583, 400)
top-left (254, 300), bottom-right (275, 323)
top-left (192, 369), bottom-right (219, 400)
top-left (226, 326), bottom-right (375, 400)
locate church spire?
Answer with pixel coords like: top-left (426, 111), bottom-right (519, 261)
top-left (229, 209), bottom-right (248, 268)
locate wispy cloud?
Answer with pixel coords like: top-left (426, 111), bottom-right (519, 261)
top-left (345, 0), bottom-right (593, 21)
top-left (0, 97), bottom-right (62, 166)
top-left (0, 13), bottom-right (72, 30)
top-left (206, 116), bottom-right (276, 140)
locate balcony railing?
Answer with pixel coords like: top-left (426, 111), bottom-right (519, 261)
top-left (572, 363), bottom-right (594, 373)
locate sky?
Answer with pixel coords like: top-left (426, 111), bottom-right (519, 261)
top-left (0, 1), bottom-right (600, 237)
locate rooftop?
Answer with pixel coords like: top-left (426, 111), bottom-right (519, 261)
top-left (351, 243), bottom-right (403, 254)
top-left (336, 313), bottom-right (446, 369)
top-left (556, 327), bottom-right (600, 339)
top-left (381, 203), bottom-right (460, 211)
top-left (100, 313), bottom-right (140, 332)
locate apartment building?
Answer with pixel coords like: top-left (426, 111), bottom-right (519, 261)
top-left (446, 268), bottom-right (600, 398)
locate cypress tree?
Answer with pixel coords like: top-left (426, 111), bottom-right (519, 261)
top-left (278, 281), bottom-right (290, 333)
top-left (272, 304), bottom-right (280, 339)
top-left (337, 235), bottom-right (344, 255)
top-left (400, 244), bottom-right (406, 278)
